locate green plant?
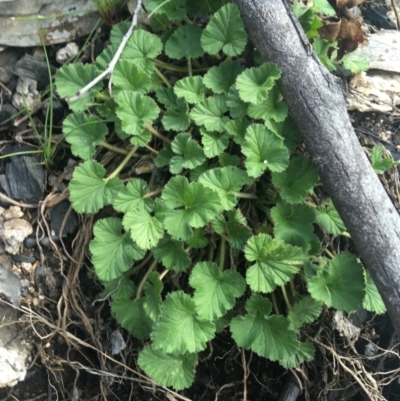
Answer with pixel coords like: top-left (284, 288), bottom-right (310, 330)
top-left (55, 1), bottom-right (384, 391)
top-left (293, 0), bottom-right (369, 74)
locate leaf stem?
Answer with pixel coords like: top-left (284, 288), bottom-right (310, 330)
top-left (145, 124), bottom-right (172, 144)
top-left (99, 141), bottom-right (129, 155)
top-left (341, 231), bottom-right (351, 238)
top-left (219, 237), bottom-right (226, 273)
top-left (324, 248), bottom-right (335, 259)
top-left (187, 57), bottom-right (192, 77)
top-left (144, 189), bottom-right (162, 198)
top-left (271, 292), bottom-right (280, 315)
top-left (152, 58), bottom-right (209, 73)
top-left (232, 191), bottom-right (258, 199)
top-left (289, 279), bottom-right (297, 297)
top-left (154, 65), bottom-right (171, 87)
top-left (144, 144), bottom-right (159, 154)
top-left (136, 259), bottom-right (158, 299)
top-left (281, 285), bottom-right (292, 310)
top-left (106, 146), bottom-right (138, 180)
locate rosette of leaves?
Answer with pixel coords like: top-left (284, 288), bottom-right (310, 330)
top-left (55, 1), bottom-right (383, 391)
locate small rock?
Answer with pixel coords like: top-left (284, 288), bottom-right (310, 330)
top-left (20, 279), bottom-right (30, 288)
top-left (4, 206), bottom-right (23, 221)
top-left (0, 262), bottom-right (20, 307)
top-left (56, 42), bottom-right (79, 64)
top-left (12, 77), bottom-right (40, 111)
top-left (0, 218), bottom-right (33, 254)
top-left (0, 48), bottom-right (19, 84)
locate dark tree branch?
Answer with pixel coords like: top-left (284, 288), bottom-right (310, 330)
top-left (234, 0), bottom-right (400, 335)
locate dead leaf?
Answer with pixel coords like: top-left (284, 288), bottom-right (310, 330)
top-left (319, 0), bottom-right (366, 59)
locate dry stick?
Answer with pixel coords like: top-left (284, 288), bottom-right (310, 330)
top-left (391, 0), bottom-right (400, 30)
top-left (234, 0), bottom-right (400, 337)
top-left (68, 0), bottom-right (143, 103)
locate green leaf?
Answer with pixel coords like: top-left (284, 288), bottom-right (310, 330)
top-left (315, 199), bottom-right (346, 235)
top-left (225, 118), bottom-right (250, 145)
top-left (312, 38), bottom-right (338, 71)
top-left (55, 63), bottom-right (102, 112)
top-left (143, 272), bottom-right (163, 321)
top-left (189, 262), bottom-right (246, 320)
top-left (308, 252), bottom-right (366, 313)
top-left (371, 146), bottom-right (396, 174)
top-left (200, 128), bottom-right (229, 158)
top-left (157, 87), bottom-right (190, 132)
top-left (115, 91), bottom-right (159, 135)
top-left (169, 133), bottom-right (206, 174)
top-left (162, 176), bottom-right (221, 240)
top-left (146, 0), bottom-right (186, 21)
top-left (69, 160), bottom-right (123, 213)
top-left (122, 29), bottom-right (163, 70)
top-left (225, 209), bottom-right (252, 250)
top-left (123, 208), bottom-right (164, 250)
top-left (155, 143), bottom-right (174, 168)
top-left (219, 152), bottom-right (241, 167)
top-left (244, 234), bottom-right (304, 293)
top-left (138, 346), bottom-right (197, 391)
top-left (203, 61), bottom-right (244, 94)
top-left (186, 228), bottom-right (208, 248)
top-left (153, 238), bottom-right (191, 272)
top-left (113, 179), bottom-right (154, 213)
top-left (242, 124), bottom-right (289, 178)
top-left (101, 276), bottom-right (135, 300)
top-left (90, 218), bottom-right (145, 281)
top-left (112, 60), bottom-right (151, 94)
top-left (292, 5), bottom-right (323, 38)
top-left (236, 63), bottom-right (281, 104)
top-left (247, 85), bottom-right (288, 122)
top-left (363, 274), bottom-right (386, 314)
top-left (271, 202), bottom-right (315, 247)
top-left (174, 76), bottom-right (207, 104)
top-left (312, 0), bottom-right (336, 15)
top-left (230, 294), bottom-right (299, 363)
top-left (111, 297), bottom-right (153, 339)
top-left (151, 291), bottom-right (216, 354)
top-left (288, 296), bottom-right (323, 329)
top-left (280, 339), bottom-right (315, 369)
top-left (271, 155), bottom-right (318, 204)
top-left (265, 117), bottom-right (302, 152)
top-left (226, 85), bottom-right (248, 119)
top-left (201, 4), bottom-right (247, 57)
top-left (199, 166), bottom-right (248, 210)
top-left (342, 55), bottom-right (369, 73)
top-left (191, 95), bottom-right (229, 132)
top-left (165, 25), bottom-right (204, 59)
top-left (62, 112), bottom-right (107, 160)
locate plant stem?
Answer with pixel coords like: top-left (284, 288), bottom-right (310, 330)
top-left (144, 144), bottom-right (159, 154)
top-left (219, 237), bottom-right (226, 273)
top-left (136, 259), bottom-right (158, 299)
top-left (145, 124), bottom-right (172, 144)
top-left (159, 269), bottom-right (169, 281)
top-left (281, 285), bottom-right (291, 310)
top-left (289, 279), bottom-right (297, 297)
top-left (232, 191), bottom-right (258, 199)
top-left (99, 141), bottom-right (129, 155)
top-left (144, 189), bottom-right (162, 198)
top-left (154, 65), bottom-right (171, 87)
top-left (324, 248), bottom-right (335, 259)
top-left (341, 231), bottom-right (351, 238)
top-left (106, 146), bottom-right (138, 180)
top-left (187, 57), bottom-right (192, 77)
top-left (271, 292), bottom-right (280, 315)
top-left (153, 59), bottom-right (209, 73)
top-left (304, 200), bottom-right (316, 208)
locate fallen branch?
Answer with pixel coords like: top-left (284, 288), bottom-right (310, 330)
top-left (234, 0), bottom-right (400, 335)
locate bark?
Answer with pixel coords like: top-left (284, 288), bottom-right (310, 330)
top-left (233, 0), bottom-right (400, 335)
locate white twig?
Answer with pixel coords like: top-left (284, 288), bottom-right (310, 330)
top-left (68, 0), bottom-right (143, 103)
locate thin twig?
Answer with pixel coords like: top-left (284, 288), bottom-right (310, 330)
top-left (391, 0), bottom-right (400, 30)
top-left (0, 192), bottom-right (38, 208)
top-left (68, 0), bottom-right (143, 103)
